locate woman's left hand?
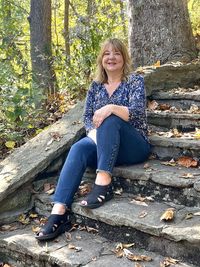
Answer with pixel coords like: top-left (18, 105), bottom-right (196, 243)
top-left (93, 105), bottom-right (113, 128)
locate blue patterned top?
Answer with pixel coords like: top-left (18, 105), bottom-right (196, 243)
top-left (83, 73), bottom-right (149, 141)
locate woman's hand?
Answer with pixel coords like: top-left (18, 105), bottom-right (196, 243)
top-left (93, 105), bottom-right (113, 128)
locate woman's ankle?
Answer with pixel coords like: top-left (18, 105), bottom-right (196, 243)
top-left (95, 171), bottom-right (111, 186)
top-left (51, 203), bottom-right (66, 215)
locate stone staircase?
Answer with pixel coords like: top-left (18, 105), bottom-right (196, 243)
top-left (33, 85), bottom-right (200, 266)
top-left (1, 63), bottom-right (200, 267)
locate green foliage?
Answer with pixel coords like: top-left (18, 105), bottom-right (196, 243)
top-left (0, 0), bottom-right (128, 157)
top-left (188, 0), bottom-right (200, 36)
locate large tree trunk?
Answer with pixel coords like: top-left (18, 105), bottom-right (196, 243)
top-left (29, 0), bottom-right (57, 99)
top-left (127, 0), bottom-right (197, 68)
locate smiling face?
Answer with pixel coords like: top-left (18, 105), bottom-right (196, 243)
top-left (102, 44), bottom-right (124, 76)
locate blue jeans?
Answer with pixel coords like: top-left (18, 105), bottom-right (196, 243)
top-left (53, 115), bottom-right (151, 207)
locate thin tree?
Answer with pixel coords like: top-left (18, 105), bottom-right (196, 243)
top-left (127, 0), bottom-right (197, 67)
top-left (64, 0), bottom-right (70, 63)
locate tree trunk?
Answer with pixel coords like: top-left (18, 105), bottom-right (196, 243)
top-left (64, 0), bottom-right (70, 63)
top-left (29, 0), bottom-right (57, 99)
top-left (127, 0), bottom-right (197, 67)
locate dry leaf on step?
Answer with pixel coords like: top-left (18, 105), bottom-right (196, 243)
top-left (148, 100), bottom-right (159, 110)
top-left (135, 263), bottom-right (144, 267)
top-left (160, 208), bottom-right (175, 221)
top-left (177, 156), bottom-right (198, 168)
top-left (162, 257), bottom-right (179, 265)
top-left (138, 211), bottom-right (148, 218)
top-left (126, 252), bottom-right (152, 262)
top-left (130, 199), bottom-right (148, 206)
top-left (194, 128), bottom-right (200, 140)
top-left (185, 213), bottom-right (193, 220)
top-left (158, 103), bottom-right (171, 111)
top-left (153, 60), bottom-right (161, 67)
top-left (134, 264), bottom-right (141, 267)
top-left (180, 173), bottom-right (194, 179)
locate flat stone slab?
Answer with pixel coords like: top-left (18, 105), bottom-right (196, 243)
top-left (149, 135), bottom-right (200, 159)
top-left (0, 225), bottom-right (196, 267)
top-left (0, 102), bottom-right (85, 204)
top-left (85, 159), bottom-right (200, 189)
top-left (144, 61), bottom-right (200, 96)
top-left (72, 196), bottom-right (200, 244)
top-left (151, 86), bottom-right (200, 101)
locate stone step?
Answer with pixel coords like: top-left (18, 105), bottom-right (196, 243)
top-left (151, 87), bottom-right (200, 101)
top-left (34, 159), bottom-right (200, 215)
top-left (71, 195), bottom-right (200, 266)
top-left (149, 134), bottom-right (200, 160)
top-left (0, 224), bottom-right (196, 267)
top-left (147, 111), bottom-right (200, 130)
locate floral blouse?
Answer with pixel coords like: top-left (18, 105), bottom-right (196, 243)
top-left (83, 73), bottom-right (149, 142)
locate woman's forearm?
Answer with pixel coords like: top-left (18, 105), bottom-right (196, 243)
top-left (110, 104), bottom-right (129, 121)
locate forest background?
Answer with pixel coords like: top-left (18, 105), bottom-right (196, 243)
top-left (0, 0), bottom-right (199, 159)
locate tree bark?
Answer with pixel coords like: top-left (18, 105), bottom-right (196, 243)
top-left (29, 0), bottom-right (57, 99)
top-left (64, 0), bottom-right (70, 63)
top-left (127, 0), bottom-right (197, 68)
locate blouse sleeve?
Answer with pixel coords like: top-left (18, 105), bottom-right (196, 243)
top-left (127, 75), bottom-right (146, 123)
top-left (83, 82), bottom-right (95, 132)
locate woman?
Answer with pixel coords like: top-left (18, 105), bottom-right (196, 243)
top-left (36, 38), bottom-right (151, 241)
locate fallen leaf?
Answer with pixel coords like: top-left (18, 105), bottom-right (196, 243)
top-left (160, 208), bottom-right (175, 221)
top-left (130, 199), bottom-right (148, 206)
top-left (193, 211), bottom-right (200, 216)
top-left (153, 60), bottom-right (161, 67)
top-left (65, 232), bottom-right (72, 241)
top-left (185, 213), bottom-right (193, 220)
top-left (148, 100), bottom-right (159, 110)
top-left (18, 214), bottom-right (30, 225)
top-left (29, 213), bottom-right (38, 219)
top-left (46, 138), bottom-right (54, 146)
top-left (68, 244), bottom-right (82, 252)
top-left (135, 263), bottom-right (143, 267)
top-left (125, 250), bottom-right (152, 262)
top-left (114, 188), bottom-right (123, 195)
top-left (50, 132), bottom-right (62, 141)
top-left (32, 225), bottom-right (41, 233)
top-left (159, 103), bottom-right (171, 111)
top-left (85, 226), bottom-right (99, 233)
top-left (78, 183), bottom-right (92, 196)
top-left (177, 156), bottom-right (198, 168)
top-left (180, 173), bottom-right (194, 179)
top-left (122, 243), bottom-right (135, 249)
top-left (75, 235), bottom-right (82, 240)
top-left (46, 188), bottom-right (55, 195)
top-left (172, 128), bottom-right (182, 138)
top-left (5, 141), bottom-right (16, 149)
top-left (189, 104), bottom-right (200, 113)
top-left (194, 128), bottom-right (200, 140)
top-left (138, 211), bottom-right (148, 218)
top-left (163, 257), bottom-right (179, 265)
top-left (161, 159), bottom-right (176, 167)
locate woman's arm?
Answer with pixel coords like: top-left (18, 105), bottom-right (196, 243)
top-left (83, 83), bottom-right (95, 132)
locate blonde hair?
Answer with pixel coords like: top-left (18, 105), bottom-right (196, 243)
top-left (94, 38), bottom-right (132, 83)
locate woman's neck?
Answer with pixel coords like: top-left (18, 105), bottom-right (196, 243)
top-left (106, 73), bottom-right (122, 84)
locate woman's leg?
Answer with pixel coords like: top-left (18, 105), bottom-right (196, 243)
top-left (53, 136), bottom-right (97, 208)
top-left (96, 115), bottom-right (150, 177)
top-left (81, 115), bottom-right (150, 208)
top-left (36, 137), bottom-right (97, 240)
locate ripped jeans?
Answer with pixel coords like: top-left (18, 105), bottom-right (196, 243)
top-left (53, 115), bottom-right (151, 207)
